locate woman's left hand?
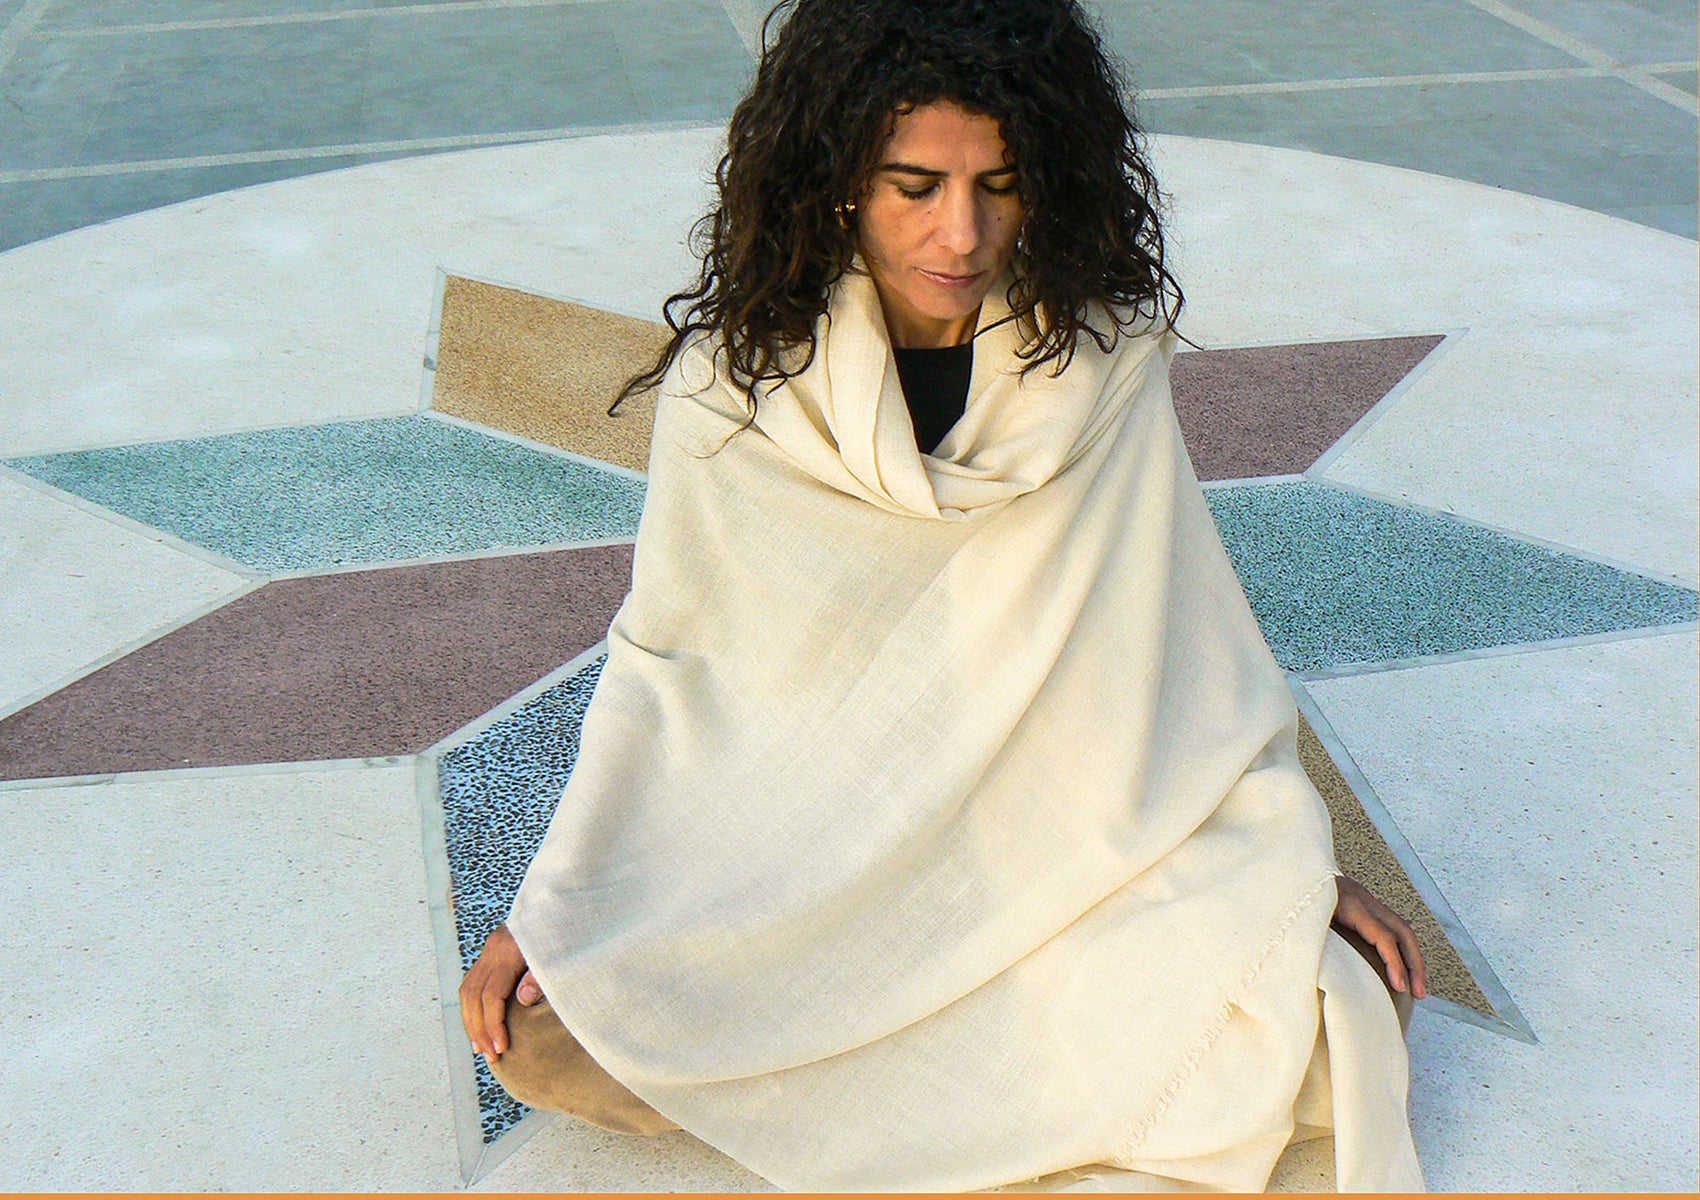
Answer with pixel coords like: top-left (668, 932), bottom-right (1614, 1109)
top-left (1333, 874), bottom-right (1429, 999)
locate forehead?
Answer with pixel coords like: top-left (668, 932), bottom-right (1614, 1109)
top-left (879, 100), bottom-right (1014, 169)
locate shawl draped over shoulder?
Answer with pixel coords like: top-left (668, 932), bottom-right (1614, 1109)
top-left (506, 270), bottom-right (1423, 1192)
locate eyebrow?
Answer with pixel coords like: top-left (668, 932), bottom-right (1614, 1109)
top-left (878, 162), bottom-right (1019, 180)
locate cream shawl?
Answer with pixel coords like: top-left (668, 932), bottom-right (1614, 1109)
top-left (507, 270), bottom-right (1423, 1192)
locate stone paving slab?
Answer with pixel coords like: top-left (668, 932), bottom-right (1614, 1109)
top-left (0, 761), bottom-right (459, 1191)
top-left (1507, 0), bottom-right (1699, 65)
top-left (2, 0), bottom-right (748, 170)
top-left (2, 0), bottom-right (1694, 253)
top-left (1091, 0), bottom-right (1579, 87)
top-left (0, 469), bottom-right (253, 714)
top-left (1142, 73), bottom-right (1700, 237)
top-left (1307, 631), bottom-right (1699, 1190)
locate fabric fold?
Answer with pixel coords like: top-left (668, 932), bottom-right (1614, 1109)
top-left (505, 272), bottom-right (1422, 1192)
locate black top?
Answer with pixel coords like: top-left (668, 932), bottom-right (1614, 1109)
top-left (893, 343), bottom-right (972, 455)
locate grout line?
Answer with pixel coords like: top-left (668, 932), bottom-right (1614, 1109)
top-left (0, 461), bottom-right (264, 578)
top-left (263, 536), bottom-right (637, 580)
top-left (1460, 0), bottom-right (1700, 114)
top-left (428, 640), bottom-right (610, 754)
top-left (1138, 61), bottom-right (1700, 103)
top-left (415, 752), bottom-right (495, 1185)
top-left (1296, 621), bottom-right (1700, 682)
top-left (1413, 993), bottom-right (1535, 1042)
top-left (0, 754), bottom-right (412, 794)
top-left (1173, 325), bottom-right (1460, 353)
top-left (1303, 329), bottom-right (1463, 477)
top-left (422, 409), bottom-right (651, 483)
top-left (0, 577), bottom-right (268, 722)
top-left (22, 0), bottom-right (1695, 116)
top-left (33, 0), bottom-right (621, 37)
top-left (8, 56), bottom-right (1691, 190)
top-left (0, 0), bottom-right (52, 74)
top-left (435, 265), bottom-right (666, 327)
top-left (0, 408), bottom-right (423, 458)
top-left (468, 1107), bottom-right (559, 1185)
top-left (1615, 71), bottom-right (1700, 113)
top-left (715, 0), bottom-right (768, 59)
top-left (1462, 0), bottom-right (1637, 67)
top-left (420, 267), bottom-right (450, 415)
top-left (0, 116), bottom-right (726, 185)
top-left (1199, 473), bottom-right (1306, 490)
top-left (1307, 475), bottom-right (1700, 590)
top-left (0, 772), bottom-right (125, 793)
top-left (1289, 680), bottom-right (1538, 1045)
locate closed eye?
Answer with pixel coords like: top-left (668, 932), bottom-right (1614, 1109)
top-left (893, 178), bottom-right (1020, 201)
top-left (881, 162), bottom-right (1019, 200)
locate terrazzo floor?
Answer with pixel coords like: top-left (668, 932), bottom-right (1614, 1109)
top-left (8, 414), bottom-right (647, 571)
top-left (0, 1), bottom-right (1695, 1193)
top-left (0, 543), bottom-right (635, 778)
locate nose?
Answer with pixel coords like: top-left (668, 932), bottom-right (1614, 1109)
top-left (935, 184), bottom-right (985, 257)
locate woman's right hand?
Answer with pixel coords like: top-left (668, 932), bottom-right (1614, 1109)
top-left (459, 924), bottom-right (544, 1061)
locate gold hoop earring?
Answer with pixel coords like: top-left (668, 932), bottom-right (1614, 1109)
top-left (836, 200), bottom-right (858, 230)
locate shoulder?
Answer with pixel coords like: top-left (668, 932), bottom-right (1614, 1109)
top-left (657, 333), bottom-right (754, 427)
top-left (1062, 306), bottom-right (1177, 385)
top-left (1093, 301), bottom-right (1177, 359)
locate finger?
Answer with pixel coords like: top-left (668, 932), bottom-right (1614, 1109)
top-left (516, 970), bottom-right (541, 1006)
top-left (1368, 926), bottom-right (1408, 993)
top-left (1336, 899), bottom-right (1402, 989)
top-left (1370, 905), bottom-right (1426, 1000)
top-left (459, 973), bottom-right (489, 1058)
top-left (1396, 922), bottom-right (1429, 999)
top-left (482, 989), bottom-right (509, 1059)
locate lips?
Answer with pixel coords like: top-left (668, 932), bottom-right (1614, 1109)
top-left (917, 268), bottom-right (986, 291)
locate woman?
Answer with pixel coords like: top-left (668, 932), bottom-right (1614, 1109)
top-left (461, 0), bottom-right (1428, 1190)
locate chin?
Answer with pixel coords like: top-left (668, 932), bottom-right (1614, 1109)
top-left (917, 286), bottom-right (995, 321)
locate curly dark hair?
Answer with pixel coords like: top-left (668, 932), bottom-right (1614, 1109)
top-left (611, 0), bottom-right (1182, 416)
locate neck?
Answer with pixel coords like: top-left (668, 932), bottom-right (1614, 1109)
top-left (878, 302), bottom-right (980, 350)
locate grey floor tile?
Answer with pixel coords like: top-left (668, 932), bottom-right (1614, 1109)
top-left (1089, 0), bottom-right (1577, 91)
top-left (1603, 202), bottom-right (1699, 238)
top-left (353, 7), bottom-right (631, 140)
top-left (0, 37), bottom-right (123, 169)
top-left (0, 151), bottom-right (404, 250)
top-left (354, 0), bottom-right (747, 140)
top-left (607, 0), bottom-right (754, 117)
top-left (1503, 0), bottom-right (1700, 66)
top-left (6, 0), bottom-right (745, 174)
top-left (1652, 67), bottom-right (1699, 96)
top-left (1142, 75), bottom-right (1699, 238)
top-left (6, 0), bottom-right (1694, 248)
top-left (32, 0), bottom-right (582, 24)
top-left (36, 0), bottom-right (399, 30)
top-left (2, 23), bottom-right (370, 167)
top-left (0, 0), bottom-right (32, 29)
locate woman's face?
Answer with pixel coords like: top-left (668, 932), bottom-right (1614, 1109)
top-left (856, 100), bottom-right (1024, 349)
